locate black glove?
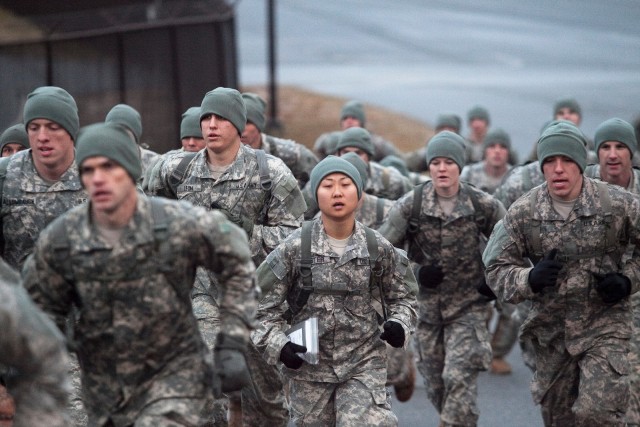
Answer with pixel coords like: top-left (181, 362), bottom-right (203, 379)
top-left (528, 249), bottom-right (562, 293)
top-left (476, 277), bottom-right (497, 301)
top-left (380, 321), bottom-right (405, 348)
top-left (279, 342), bottom-right (307, 369)
top-left (211, 202), bottom-right (254, 237)
top-left (415, 264), bottom-right (444, 289)
top-left (212, 334), bottom-right (251, 398)
top-left (595, 272), bottom-right (632, 304)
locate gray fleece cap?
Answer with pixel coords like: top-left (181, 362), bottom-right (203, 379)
top-left (537, 121), bottom-right (587, 173)
top-left (0, 124), bottom-right (29, 151)
top-left (335, 127), bottom-right (374, 158)
top-left (200, 87), bottom-right (246, 134)
top-left (426, 131), bottom-right (466, 171)
top-left (105, 104), bottom-right (143, 143)
top-left (23, 86), bottom-right (79, 140)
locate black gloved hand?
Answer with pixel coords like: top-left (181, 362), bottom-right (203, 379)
top-left (595, 272), bottom-right (632, 304)
top-left (476, 277), bottom-right (497, 301)
top-left (415, 264), bottom-right (444, 289)
top-left (212, 333), bottom-right (251, 398)
top-left (211, 202), bottom-right (254, 237)
top-left (528, 249), bottom-right (562, 293)
top-left (279, 342), bottom-right (307, 369)
top-left (380, 321), bottom-right (405, 348)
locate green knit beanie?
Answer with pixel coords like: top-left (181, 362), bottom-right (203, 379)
top-left (200, 87), bottom-right (246, 134)
top-left (426, 131), bottom-right (466, 171)
top-left (340, 100), bottom-right (366, 126)
top-left (23, 86), bottom-right (79, 140)
top-left (242, 93), bottom-right (267, 132)
top-left (380, 154), bottom-right (409, 177)
top-left (76, 122), bottom-right (142, 183)
top-left (180, 107), bottom-right (203, 139)
top-left (309, 155), bottom-right (363, 203)
top-left (340, 151), bottom-right (369, 188)
top-left (335, 127), bottom-right (374, 158)
top-left (0, 124), bottom-right (29, 151)
top-left (467, 105), bottom-right (490, 124)
top-left (105, 104), bottom-right (143, 143)
top-left (594, 118), bottom-right (637, 158)
top-left (324, 131), bottom-right (343, 156)
top-left (537, 121), bottom-right (587, 173)
top-left (483, 128), bottom-right (511, 151)
top-left (553, 97), bottom-right (581, 117)
top-left (435, 113), bottom-right (462, 132)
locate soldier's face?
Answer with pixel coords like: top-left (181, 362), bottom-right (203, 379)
top-left (469, 118), bottom-right (488, 135)
top-left (27, 119), bottom-right (74, 169)
top-left (80, 156), bottom-right (137, 217)
top-left (240, 122), bottom-right (262, 149)
top-left (1, 143), bottom-right (26, 157)
top-left (201, 114), bottom-right (240, 155)
top-left (555, 108), bottom-right (581, 126)
top-left (340, 116), bottom-right (362, 130)
top-left (317, 173), bottom-right (359, 221)
top-left (181, 137), bottom-right (206, 153)
top-left (542, 155), bottom-right (583, 201)
top-left (429, 157), bottom-right (460, 195)
top-left (598, 141), bottom-right (632, 181)
top-left (485, 144), bottom-right (509, 168)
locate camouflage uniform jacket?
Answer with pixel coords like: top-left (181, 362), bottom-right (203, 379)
top-left (0, 149), bottom-right (87, 269)
top-left (252, 219), bottom-right (417, 385)
top-left (22, 196), bottom-right (258, 426)
top-left (379, 181), bottom-right (505, 323)
top-left (0, 258), bottom-right (70, 427)
top-left (261, 133), bottom-right (319, 187)
top-left (146, 143), bottom-right (306, 265)
top-left (584, 164), bottom-right (640, 194)
top-left (139, 147), bottom-right (160, 177)
top-left (482, 177), bottom-right (640, 356)
top-left (493, 161), bottom-right (544, 209)
top-left (460, 161), bottom-right (513, 195)
top-left (367, 161), bottom-right (413, 200)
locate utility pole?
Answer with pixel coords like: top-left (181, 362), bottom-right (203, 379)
top-left (266, 0), bottom-right (282, 132)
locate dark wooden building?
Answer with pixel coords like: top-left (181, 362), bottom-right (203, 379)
top-left (0, 0), bottom-right (239, 153)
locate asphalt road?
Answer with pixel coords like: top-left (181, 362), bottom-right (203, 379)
top-left (236, 0), bottom-right (640, 161)
top-left (236, 2), bottom-right (638, 425)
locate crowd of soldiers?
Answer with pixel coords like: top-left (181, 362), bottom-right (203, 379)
top-left (0, 83), bottom-right (639, 427)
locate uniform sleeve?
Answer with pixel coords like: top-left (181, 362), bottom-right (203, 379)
top-left (384, 247), bottom-right (418, 348)
top-left (250, 165), bottom-right (305, 261)
top-left (0, 280), bottom-right (70, 427)
top-left (622, 196), bottom-right (640, 294)
top-left (482, 217), bottom-right (535, 304)
top-left (22, 236), bottom-right (76, 333)
top-left (198, 209), bottom-right (259, 342)
top-left (252, 246), bottom-right (296, 365)
top-left (378, 191), bottom-right (413, 247)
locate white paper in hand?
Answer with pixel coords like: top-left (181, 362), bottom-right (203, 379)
top-left (285, 317), bottom-right (319, 364)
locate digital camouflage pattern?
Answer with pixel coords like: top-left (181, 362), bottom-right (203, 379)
top-left (460, 161), bottom-right (512, 195)
top-left (0, 258), bottom-right (70, 427)
top-left (147, 143), bottom-right (302, 426)
top-left (314, 131), bottom-right (401, 162)
top-left (253, 218), bottom-right (417, 425)
top-left (585, 164), bottom-right (640, 426)
top-left (483, 177), bottom-right (640, 425)
top-left (492, 161), bottom-right (544, 209)
top-left (0, 150), bottom-right (87, 269)
top-left (261, 133), bottom-right (319, 187)
top-left (354, 193), bottom-right (395, 230)
top-left (139, 147), bottom-right (160, 180)
top-left (23, 196), bottom-right (258, 426)
top-left (146, 143), bottom-right (305, 265)
top-left (379, 181), bottom-right (505, 426)
top-left (367, 161), bottom-right (413, 201)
